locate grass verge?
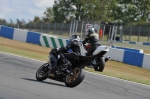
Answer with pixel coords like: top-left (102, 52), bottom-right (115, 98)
top-left (0, 37), bottom-right (150, 85)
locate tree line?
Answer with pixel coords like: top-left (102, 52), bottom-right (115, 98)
top-left (1, 0), bottom-right (150, 25)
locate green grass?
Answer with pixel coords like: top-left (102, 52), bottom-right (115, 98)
top-left (102, 34), bottom-right (149, 42)
top-left (0, 46), bottom-right (48, 61)
top-left (123, 35), bottom-right (149, 42)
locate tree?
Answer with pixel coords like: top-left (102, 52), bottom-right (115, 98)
top-left (105, 0), bottom-right (150, 24)
top-left (42, 7), bottom-right (54, 22)
top-left (53, 0), bottom-right (69, 22)
top-left (52, 0), bottom-right (109, 22)
top-left (133, 0), bottom-right (150, 21)
top-left (0, 18), bottom-right (6, 24)
top-left (33, 16), bottom-right (41, 23)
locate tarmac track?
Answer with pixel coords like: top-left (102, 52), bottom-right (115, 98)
top-left (0, 52), bottom-right (150, 99)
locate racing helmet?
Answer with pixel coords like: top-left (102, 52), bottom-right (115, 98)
top-left (87, 26), bottom-right (95, 34)
top-left (70, 35), bottom-right (80, 41)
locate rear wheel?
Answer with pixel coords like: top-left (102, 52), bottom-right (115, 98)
top-left (65, 67), bottom-right (86, 88)
top-left (94, 57), bottom-right (105, 72)
top-left (36, 63), bottom-right (49, 81)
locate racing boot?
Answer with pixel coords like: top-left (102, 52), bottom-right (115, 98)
top-left (49, 69), bottom-right (55, 77)
top-left (48, 66), bottom-right (56, 77)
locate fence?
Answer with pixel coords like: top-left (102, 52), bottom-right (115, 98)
top-left (1, 19), bottom-right (150, 44)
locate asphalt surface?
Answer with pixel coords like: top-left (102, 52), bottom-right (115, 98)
top-left (0, 52), bottom-right (150, 99)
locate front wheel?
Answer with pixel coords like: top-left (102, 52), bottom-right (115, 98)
top-left (65, 67), bottom-right (86, 88)
top-left (36, 63), bottom-right (49, 81)
top-left (94, 57), bottom-right (105, 72)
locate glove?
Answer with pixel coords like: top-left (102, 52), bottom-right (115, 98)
top-left (58, 47), bottom-right (67, 53)
top-left (49, 48), bottom-right (59, 54)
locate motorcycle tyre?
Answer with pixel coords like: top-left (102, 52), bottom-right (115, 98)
top-left (65, 67), bottom-right (86, 88)
top-left (94, 57), bottom-right (105, 72)
top-left (36, 63), bottom-right (49, 81)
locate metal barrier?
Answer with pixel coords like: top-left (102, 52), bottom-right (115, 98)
top-left (1, 19), bottom-right (150, 44)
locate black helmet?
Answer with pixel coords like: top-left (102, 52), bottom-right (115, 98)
top-left (87, 26), bottom-right (95, 34)
top-left (70, 35), bottom-right (80, 41)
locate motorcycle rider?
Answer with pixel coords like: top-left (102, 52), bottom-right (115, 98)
top-left (49, 35), bottom-right (86, 76)
top-left (82, 26), bottom-right (101, 56)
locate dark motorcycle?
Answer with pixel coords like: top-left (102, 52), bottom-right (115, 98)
top-left (85, 43), bottom-right (110, 72)
top-left (36, 45), bottom-right (110, 88)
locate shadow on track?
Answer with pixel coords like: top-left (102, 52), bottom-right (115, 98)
top-left (22, 78), bottom-right (66, 87)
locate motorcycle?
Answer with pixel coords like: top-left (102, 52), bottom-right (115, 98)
top-left (84, 43), bottom-right (110, 72)
top-left (36, 45), bottom-right (110, 88)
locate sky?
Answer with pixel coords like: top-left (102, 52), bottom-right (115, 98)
top-left (0, 0), bottom-right (54, 23)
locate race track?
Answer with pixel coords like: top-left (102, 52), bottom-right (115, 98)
top-left (0, 52), bottom-right (150, 99)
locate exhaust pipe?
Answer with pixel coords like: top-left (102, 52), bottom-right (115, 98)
top-left (105, 56), bottom-right (110, 62)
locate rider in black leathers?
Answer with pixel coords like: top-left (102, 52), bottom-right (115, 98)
top-left (59, 35), bottom-right (84, 65)
top-left (82, 27), bottom-right (101, 56)
top-left (49, 35), bottom-right (86, 76)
